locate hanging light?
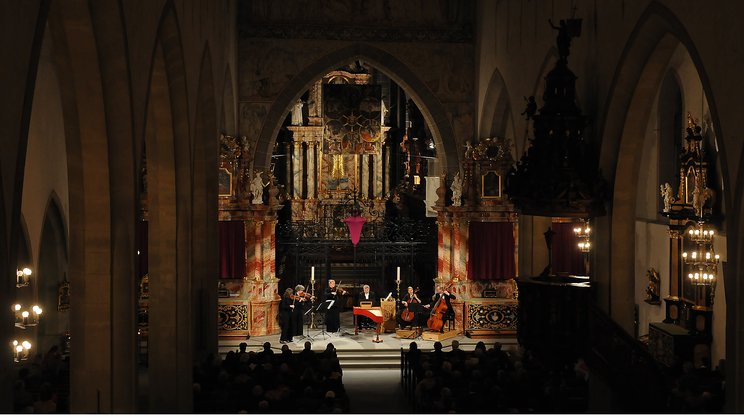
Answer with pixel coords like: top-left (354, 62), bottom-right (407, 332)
top-left (16, 267), bottom-right (31, 288)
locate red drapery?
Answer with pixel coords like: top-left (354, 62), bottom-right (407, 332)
top-left (467, 222), bottom-right (516, 281)
top-left (219, 221), bottom-right (245, 279)
top-left (551, 222), bottom-right (586, 276)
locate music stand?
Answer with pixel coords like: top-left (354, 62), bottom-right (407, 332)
top-left (302, 305), bottom-right (315, 342)
top-left (310, 300), bottom-right (334, 340)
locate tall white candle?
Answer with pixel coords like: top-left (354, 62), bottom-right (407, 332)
top-left (396, 266), bottom-right (400, 281)
top-left (311, 266), bottom-right (315, 281)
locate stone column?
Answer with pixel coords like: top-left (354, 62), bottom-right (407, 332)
top-left (361, 153), bottom-right (370, 198)
top-left (307, 142), bottom-right (316, 199)
top-left (373, 152), bottom-right (383, 199)
top-left (292, 141), bottom-right (303, 199)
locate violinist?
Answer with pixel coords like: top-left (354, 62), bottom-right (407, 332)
top-left (324, 279), bottom-right (348, 334)
top-left (424, 285), bottom-right (456, 333)
top-left (279, 288), bottom-right (295, 343)
top-left (292, 284), bottom-right (314, 338)
top-left (398, 286), bottom-right (422, 329)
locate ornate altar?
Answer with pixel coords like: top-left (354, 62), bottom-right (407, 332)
top-left (656, 113), bottom-right (721, 367)
top-left (432, 135), bottom-right (519, 337)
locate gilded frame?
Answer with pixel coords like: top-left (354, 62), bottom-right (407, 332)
top-left (481, 170), bottom-right (502, 198)
top-left (218, 167), bottom-right (233, 197)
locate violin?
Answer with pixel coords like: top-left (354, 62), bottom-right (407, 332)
top-left (292, 291), bottom-right (315, 302)
top-left (400, 288), bottom-right (420, 322)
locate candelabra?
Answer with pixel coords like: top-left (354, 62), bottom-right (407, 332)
top-left (395, 266), bottom-right (401, 302)
top-left (681, 222), bottom-right (720, 307)
top-left (12, 340), bottom-right (31, 362)
top-left (309, 266), bottom-right (317, 329)
top-left (16, 267), bottom-right (31, 288)
top-left (573, 220), bottom-right (592, 274)
top-left (13, 303), bottom-right (43, 328)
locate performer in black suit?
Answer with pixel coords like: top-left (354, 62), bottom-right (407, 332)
top-left (324, 279), bottom-right (348, 333)
top-left (423, 285), bottom-right (456, 332)
top-left (292, 284), bottom-right (313, 338)
top-left (355, 284), bottom-right (378, 330)
top-left (279, 288), bottom-right (295, 343)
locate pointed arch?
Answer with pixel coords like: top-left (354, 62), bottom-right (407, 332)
top-left (597, 2), bottom-right (732, 383)
top-left (142, 3), bottom-right (193, 412)
top-left (253, 43), bottom-right (459, 174)
top-left (191, 43), bottom-right (219, 362)
top-left (478, 68), bottom-right (516, 153)
top-left (37, 191), bottom-right (68, 354)
top-left (220, 65), bottom-right (236, 134)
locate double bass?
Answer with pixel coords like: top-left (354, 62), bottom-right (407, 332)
top-left (400, 287), bottom-right (420, 322)
top-left (427, 281), bottom-right (455, 332)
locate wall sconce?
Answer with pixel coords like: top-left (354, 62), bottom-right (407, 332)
top-left (12, 340), bottom-right (31, 362)
top-left (16, 267), bottom-right (31, 288)
top-left (13, 304), bottom-right (42, 328)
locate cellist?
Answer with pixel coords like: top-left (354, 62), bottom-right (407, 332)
top-left (398, 286), bottom-right (421, 329)
top-left (423, 285), bottom-right (456, 333)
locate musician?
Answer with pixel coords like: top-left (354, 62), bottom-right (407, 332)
top-left (424, 285), bottom-right (456, 332)
top-left (292, 284), bottom-right (313, 338)
top-left (398, 286), bottom-right (422, 329)
top-left (279, 288), bottom-right (295, 343)
top-left (355, 284), bottom-right (378, 330)
top-left (324, 279), bottom-right (348, 333)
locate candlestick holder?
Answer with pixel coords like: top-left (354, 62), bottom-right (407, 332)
top-left (310, 277), bottom-right (317, 329)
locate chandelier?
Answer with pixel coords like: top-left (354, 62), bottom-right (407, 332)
top-left (682, 222), bottom-right (720, 293)
top-left (573, 221), bottom-right (591, 253)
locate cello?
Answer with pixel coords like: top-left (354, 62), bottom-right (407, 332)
top-left (400, 287), bottom-right (420, 322)
top-left (427, 281), bottom-right (455, 332)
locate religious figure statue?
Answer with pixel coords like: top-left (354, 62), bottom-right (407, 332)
top-left (645, 268), bottom-right (660, 303)
top-left (660, 182), bottom-right (674, 212)
top-left (463, 140), bottom-right (473, 160)
top-left (692, 175), bottom-right (706, 217)
top-left (381, 98), bottom-right (388, 126)
top-left (451, 171), bottom-right (463, 207)
top-left (521, 96), bottom-right (537, 121)
top-left (549, 18), bottom-right (579, 63)
top-left (251, 171), bottom-right (269, 204)
top-left (291, 99), bottom-right (304, 126)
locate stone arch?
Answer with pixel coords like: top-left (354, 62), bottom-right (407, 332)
top-left (220, 65), bottom-right (236, 133)
top-left (191, 44), bottom-right (219, 362)
top-left (479, 68), bottom-right (515, 148)
top-left (253, 43), bottom-right (460, 174)
top-left (37, 191), bottom-right (68, 354)
top-left (142, 4), bottom-right (193, 412)
top-left (46, 1), bottom-right (126, 412)
top-left (598, 2), bottom-right (730, 347)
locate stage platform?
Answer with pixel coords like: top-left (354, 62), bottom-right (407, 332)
top-left (219, 312), bottom-right (517, 368)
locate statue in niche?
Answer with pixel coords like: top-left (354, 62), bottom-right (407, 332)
top-left (660, 182), bottom-right (674, 212)
top-left (463, 140), bottom-right (473, 160)
top-left (451, 171), bottom-right (463, 207)
top-left (645, 268), bottom-right (661, 304)
top-left (251, 171), bottom-right (269, 204)
top-left (291, 99), bottom-right (304, 126)
top-left (381, 98), bottom-right (388, 126)
top-left (692, 176), bottom-right (703, 216)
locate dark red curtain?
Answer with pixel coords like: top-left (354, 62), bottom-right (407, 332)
top-left (467, 222), bottom-right (516, 281)
top-left (219, 221), bottom-right (245, 279)
top-left (137, 220), bottom-right (148, 278)
top-left (551, 222), bottom-right (586, 276)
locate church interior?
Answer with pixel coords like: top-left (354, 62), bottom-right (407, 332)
top-left (2, 0), bottom-right (744, 414)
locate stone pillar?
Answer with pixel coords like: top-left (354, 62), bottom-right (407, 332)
top-left (307, 142), bottom-right (316, 199)
top-left (361, 153), bottom-right (370, 198)
top-left (373, 152), bottom-right (382, 199)
top-left (292, 141), bottom-right (303, 199)
top-left (286, 142), bottom-right (292, 197)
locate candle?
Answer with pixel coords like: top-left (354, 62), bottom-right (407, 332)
top-left (311, 266), bottom-right (315, 281)
top-left (396, 266), bottom-right (400, 281)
